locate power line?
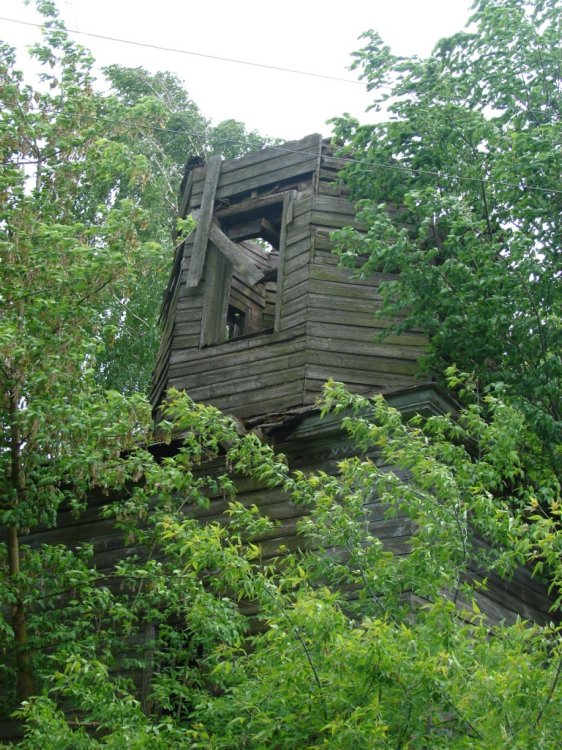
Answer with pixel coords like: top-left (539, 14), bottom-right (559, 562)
top-left (0, 15), bottom-right (364, 86)
top-left (4, 108), bottom-right (562, 197)
top-left (3, 13), bottom-right (559, 125)
top-left (3, 15), bottom-right (558, 139)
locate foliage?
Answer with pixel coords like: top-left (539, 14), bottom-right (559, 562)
top-left (330, 0), bottom-right (562, 470)
top-left (93, 72), bottom-right (272, 393)
top-left (207, 118), bottom-right (271, 160)
top-left (2, 385), bottom-right (561, 748)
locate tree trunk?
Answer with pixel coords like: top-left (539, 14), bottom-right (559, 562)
top-left (6, 525), bottom-right (35, 700)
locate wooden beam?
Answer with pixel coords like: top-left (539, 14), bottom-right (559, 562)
top-left (275, 190), bottom-right (297, 332)
top-left (209, 223), bottom-right (263, 287)
top-left (200, 246), bottom-right (233, 347)
top-left (177, 170), bottom-right (194, 222)
top-left (185, 155), bottom-right (222, 288)
top-left (226, 217), bottom-right (280, 248)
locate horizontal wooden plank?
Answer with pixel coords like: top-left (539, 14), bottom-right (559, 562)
top-left (317, 183), bottom-right (348, 197)
top-left (320, 154), bottom-right (348, 172)
top-left (305, 348), bottom-right (419, 378)
top-left (282, 278), bottom-right (309, 306)
top-left (289, 210), bottom-right (315, 234)
top-left (307, 332), bottom-right (420, 361)
top-left (304, 369), bottom-right (419, 393)
top-left (284, 233), bottom-right (312, 259)
top-left (200, 379), bottom-right (304, 415)
top-left (311, 211), bottom-right (363, 230)
top-left (307, 292), bottom-right (386, 316)
top-left (258, 532), bottom-right (411, 561)
top-left (169, 344), bottom-right (299, 378)
top-left (283, 265), bottom-right (310, 295)
top-left (173, 320), bottom-right (202, 337)
top-left (219, 134), bottom-right (321, 177)
top-left (215, 192), bottom-right (286, 221)
top-left (306, 307), bottom-right (417, 331)
top-left (306, 321), bottom-right (428, 347)
top-left (311, 230), bottom-right (337, 252)
top-left (279, 310), bottom-right (308, 331)
top-left (169, 349), bottom-right (306, 389)
top-left (284, 249), bottom-right (310, 278)
top-left (312, 195), bottom-right (355, 216)
top-left (309, 277), bottom-right (383, 302)
top-left (311, 250), bottom-right (340, 266)
top-left (175, 362), bottom-right (305, 403)
top-left (171, 333), bottom-right (201, 350)
top-left (291, 192), bottom-right (314, 220)
top-left (306, 330), bottom-right (426, 361)
top-left (470, 570), bottom-right (554, 622)
top-left (285, 224), bottom-right (312, 247)
top-left (169, 327), bottom-right (306, 368)
top-left (217, 153), bottom-right (315, 194)
top-left (230, 392), bottom-right (305, 419)
top-left (309, 262), bottom-right (399, 286)
top-left (175, 308), bottom-right (203, 324)
top-left (214, 159), bottom-right (318, 201)
top-left (282, 294), bottom-right (308, 320)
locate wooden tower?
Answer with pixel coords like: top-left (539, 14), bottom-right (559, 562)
top-left (150, 134), bottom-right (428, 421)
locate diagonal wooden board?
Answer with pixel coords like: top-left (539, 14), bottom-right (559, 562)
top-left (185, 154), bottom-right (263, 290)
top-left (185, 155), bottom-right (223, 288)
top-left (208, 223), bottom-right (263, 287)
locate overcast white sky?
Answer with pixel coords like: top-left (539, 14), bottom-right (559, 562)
top-left (1, 0), bottom-right (473, 141)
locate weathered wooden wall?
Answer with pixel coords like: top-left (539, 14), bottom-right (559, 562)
top-left (302, 193), bottom-right (426, 402)
top-left (151, 134), bottom-right (429, 421)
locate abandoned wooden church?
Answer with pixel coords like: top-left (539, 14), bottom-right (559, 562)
top-left (146, 133), bottom-right (553, 624)
top-left (17, 134), bottom-right (555, 627)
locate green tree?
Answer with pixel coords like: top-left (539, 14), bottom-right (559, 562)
top-left (0, 0), bottom-right (270, 712)
top-left (0, 0), bottom-right (274, 701)
top-left (330, 0), bottom-right (562, 472)
top-left (0, 0), bottom-right (166, 699)
top-left (5, 384), bottom-right (562, 748)
top-left (91, 64), bottom-right (210, 395)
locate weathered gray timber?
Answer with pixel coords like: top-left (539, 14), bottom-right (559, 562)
top-left (150, 134), bottom-right (428, 419)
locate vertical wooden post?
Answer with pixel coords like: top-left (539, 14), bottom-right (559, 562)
top-left (185, 156), bottom-right (222, 288)
top-left (274, 190), bottom-right (296, 332)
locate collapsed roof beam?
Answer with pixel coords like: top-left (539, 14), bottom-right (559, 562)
top-left (185, 154), bottom-right (263, 289)
top-left (208, 223), bottom-right (263, 287)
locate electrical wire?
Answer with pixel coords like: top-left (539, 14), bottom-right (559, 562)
top-left (3, 13), bottom-right (558, 122)
top-left (0, 15), bottom-right (364, 85)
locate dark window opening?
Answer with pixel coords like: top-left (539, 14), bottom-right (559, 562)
top-left (226, 304), bottom-right (247, 340)
top-left (214, 201), bottom-right (284, 343)
top-left (225, 216), bottom-right (280, 250)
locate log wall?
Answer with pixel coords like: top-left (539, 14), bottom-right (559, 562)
top-left (2, 395), bottom-right (557, 742)
top-left (302, 193), bottom-right (427, 403)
